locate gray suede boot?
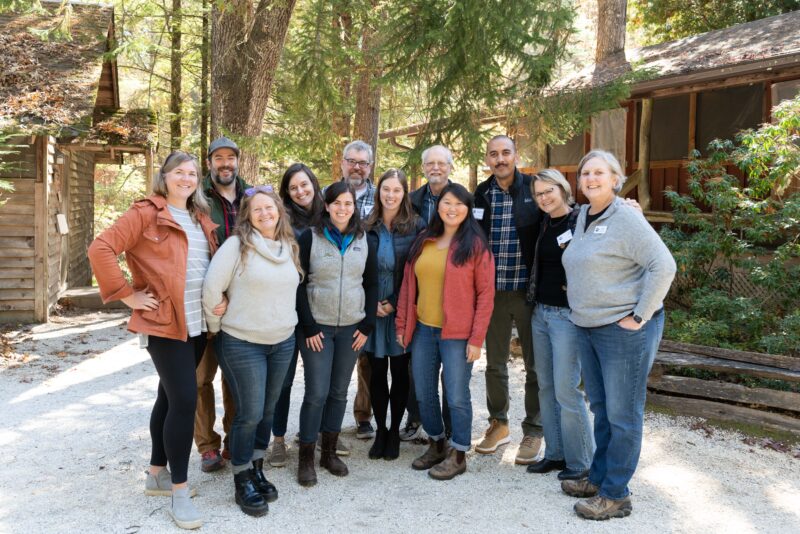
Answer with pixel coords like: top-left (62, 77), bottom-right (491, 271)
top-left (144, 468), bottom-right (196, 497)
top-left (169, 486), bottom-right (202, 530)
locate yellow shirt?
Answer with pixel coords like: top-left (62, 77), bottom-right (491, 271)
top-left (414, 241), bottom-right (448, 328)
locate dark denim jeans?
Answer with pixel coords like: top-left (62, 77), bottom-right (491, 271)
top-left (271, 337), bottom-right (300, 438)
top-left (298, 324), bottom-right (360, 444)
top-left (576, 309), bottom-right (665, 500)
top-left (531, 303), bottom-right (594, 472)
top-left (411, 323), bottom-right (473, 452)
top-left (215, 330), bottom-right (295, 468)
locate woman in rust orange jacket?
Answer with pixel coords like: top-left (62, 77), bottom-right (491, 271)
top-left (88, 151), bottom-right (219, 531)
top-left (395, 183), bottom-right (495, 481)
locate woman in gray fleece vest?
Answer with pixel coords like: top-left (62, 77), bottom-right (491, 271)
top-left (202, 187), bottom-right (303, 517)
top-left (295, 180), bottom-right (378, 487)
top-left (561, 150), bottom-right (676, 521)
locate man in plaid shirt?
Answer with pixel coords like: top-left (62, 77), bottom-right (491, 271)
top-left (473, 135), bottom-right (543, 465)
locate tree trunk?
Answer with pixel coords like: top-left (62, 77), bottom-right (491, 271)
top-left (199, 0), bottom-right (209, 174)
top-left (211, 0), bottom-right (298, 180)
top-left (169, 0), bottom-right (182, 150)
top-left (595, 0), bottom-right (627, 63)
top-left (469, 164), bottom-right (478, 193)
top-left (330, 12), bottom-right (353, 182)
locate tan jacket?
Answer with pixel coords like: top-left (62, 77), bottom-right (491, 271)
top-left (88, 195), bottom-right (218, 341)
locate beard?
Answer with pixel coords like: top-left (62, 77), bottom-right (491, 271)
top-left (211, 165), bottom-right (237, 186)
top-left (346, 174), bottom-right (366, 188)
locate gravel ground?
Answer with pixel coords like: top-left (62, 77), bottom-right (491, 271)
top-left (0, 310), bottom-right (798, 534)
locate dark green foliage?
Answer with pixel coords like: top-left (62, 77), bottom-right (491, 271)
top-left (661, 96), bottom-right (800, 356)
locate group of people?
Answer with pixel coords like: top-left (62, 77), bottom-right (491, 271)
top-left (88, 134), bottom-right (676, 530)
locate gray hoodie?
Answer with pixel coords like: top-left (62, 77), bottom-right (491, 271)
top-left (561, 197), bottom-right (676, 328)
top-left (202, 232), bottom-right (299, 345)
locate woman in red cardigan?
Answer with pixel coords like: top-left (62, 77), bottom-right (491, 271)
top-left (396, 183), bottom-right (495, 481)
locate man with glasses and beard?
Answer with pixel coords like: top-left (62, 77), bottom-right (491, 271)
top-left (194, 137), bottom-right (252, 472)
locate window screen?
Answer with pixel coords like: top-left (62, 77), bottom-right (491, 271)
top-left (771, 79), bottom-right (800, 107)
top-left (548, 132), bottom-right (584, 167)
top-left (697, 84), bottom-right (763, 155)
top-left (635, 95), bottom-right (690, 161)
top-left (591, 108), bottom-right (627, 168)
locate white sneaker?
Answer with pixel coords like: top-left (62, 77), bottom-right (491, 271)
top-left (399, 421), bottom-right (423, 441)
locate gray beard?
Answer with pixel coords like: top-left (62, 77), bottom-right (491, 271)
top-left (346, 176), bottom-right (365, 189)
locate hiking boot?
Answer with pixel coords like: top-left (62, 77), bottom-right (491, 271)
top-left (411, 438), bottom-right (449, 470)
top-left (221, 447), bottom-right (231, 461)
top-left (574, 495), bottom-right (632, 520)
top-left (428, 449), bottom-right (466, 481)
top-left (399, 420), bottom-right (422, 441)
top-left (356, 421), bottom-right (375, 439)
top-left (383, 428), bottom-right (401, 460)
top-left (251, 458), bottom-right (278, 503)
top-left (233, 469), bottom-right (269, 517)
top-left (316, 435), bottom-right (351, 456)
top-left (369, 427), bottom-right (388, 459)
top-left (145, 468), bottom-right (197, 497)
top-left (200, 449), bottom-right (226, 473)
top-left (297, 442), bottom-right (317, 487)
top-left (319, 431), bottom-right (349, 476)
top-left (269, 440), bottom-right (288, 467)
top-left (475, 419), bottom-right (510, 454)
top-left (561, 477), bottom-right (600, 498)
top-left (169, 486), bottom-right (202, 530)
top-left (515, 435), bottom-right (543, 465)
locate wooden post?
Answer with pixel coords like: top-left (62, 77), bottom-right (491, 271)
top-left (637, 98), bottom-right (653, 210)
top-left (33, 136), bottom-right (51, 322)
top-left (145, 147), bottom-right (154, 194)
top-left (688, 92), bottom-right (697, 154)
top-left (468, 164), bottom-right (478, 193)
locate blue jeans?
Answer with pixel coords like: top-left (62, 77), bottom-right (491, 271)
top-left (215, 331), bottom-right (295, 468)
top-left (271, 336), bottom-right (300, 438)
top-left (298, 324), bottom-right (360, 444)
top-left (531, 304), bottom-right (594, 471)
top-left (411, 323), bottom-right (473, 452)
top-left (576, 309), bottom-right (665, 500)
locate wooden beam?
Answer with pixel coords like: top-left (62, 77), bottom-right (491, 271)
top-left (33, 137), bottom-right (51, 322)
top-left (633, 65), bottom-right (800, 100)
top-left (644, 211), bottom-right (675, 223)
top-left (656, 351), bottom-right (800, 383)
top-left (688, 92), bottom-right (697, 154)
top-left (620, 168), bottom-right (640, 196)
top-left (637, 98), bottom-right (653, 210)
top-left (660, 339), bottom-right (800, 372)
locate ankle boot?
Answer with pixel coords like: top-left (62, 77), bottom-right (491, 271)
top-left (369, 427), bottom-right (388, 459)
top-left (233, 469), bottom-right (269, 517)
top-left (411, 437), bottom-right (449, 470)
top-left (319, 431), bottom-right (349, 476)
top-left (251, 458), bottom-right (278, 502)
top-left (428, 448), bottom-right (467, 480)
top-left (297, 442), bottom-right (317, 487)
top-left (383, 428), bottom-right (401, 460)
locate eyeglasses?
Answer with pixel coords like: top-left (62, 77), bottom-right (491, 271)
top-left (244, 185), bottom-right (274, 196)
top-left (534, 187), bottom-right (558, 199)
top-left (344, 158), bottom-right (371, 168)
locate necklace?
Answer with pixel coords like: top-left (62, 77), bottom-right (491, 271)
top-left (548, 211), bottom-right (571, 229)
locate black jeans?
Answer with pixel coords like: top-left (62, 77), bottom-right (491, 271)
top-left (147, 334), bottom-right (206, 484)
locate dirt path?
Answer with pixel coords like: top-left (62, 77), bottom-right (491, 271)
top-left (1, 310), bottom-right (798, 533)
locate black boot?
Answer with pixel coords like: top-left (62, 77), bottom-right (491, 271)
top-left (233, 468), bottom-right (269, 517)
top-left (383, 428), bottom-right (401, 460)
top-left (297, 442), bottom-right (317, 487)
top-left (320, 431), bottom-right (349, 476)
top-left (251, 458), bottom-right (278, 503)
top-left (369, 427), bottom-right (388, 459)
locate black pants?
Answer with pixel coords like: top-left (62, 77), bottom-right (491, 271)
top-left (367, 352), bottom-right (410, 432)
top-left (147, 334), bottom-right (206, 484)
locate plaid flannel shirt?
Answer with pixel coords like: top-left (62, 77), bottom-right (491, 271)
top-left (488, 180), bottom-right (528, 291)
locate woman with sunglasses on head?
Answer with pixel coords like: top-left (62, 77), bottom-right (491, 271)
top-left (395, 183), bottom-right (495, 480)
top-left (269, 163), bottom-right (327, 468)
top-left (295, 180), bottom-right (378, 486)
top-left (363, 169), bottom-right (426, 460)
top-left (88, 151), bottom-right (219, 530)
top-left (202, 186), bottom-right (303, 517)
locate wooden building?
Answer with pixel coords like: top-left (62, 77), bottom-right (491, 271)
top-left (0, 2), bottom-right (155, 322)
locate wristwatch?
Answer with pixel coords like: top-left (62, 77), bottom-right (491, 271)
top-left (633, 314), bottom-right (645, 324)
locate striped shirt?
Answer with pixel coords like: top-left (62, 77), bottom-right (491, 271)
top-left (488, 180), bottom-right (528, 291)
top-left (168, 205), bottom-right (210, 337)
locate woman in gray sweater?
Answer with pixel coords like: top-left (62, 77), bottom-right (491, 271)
top-left (561, 150), bottom-right (676, 521)
top-left (202, 187), bottom-right (303, 517)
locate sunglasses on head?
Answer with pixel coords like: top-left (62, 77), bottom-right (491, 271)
top-left (244, 185), bottom-right (274, 196)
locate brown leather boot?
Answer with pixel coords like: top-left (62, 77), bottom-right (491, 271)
top-left (319, 431), bottom-right (349, 476)
top-left (297, 442), bottom-right (317, 487)
top-left (428, 448), bottom-right (466, 480)
top-left (411, 437), bottom-right (449, 470)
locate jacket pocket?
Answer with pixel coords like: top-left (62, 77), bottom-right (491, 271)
top-left (141, 295), bottom-right (176, 326)
top-left (142, 224), bottom-right (170, 245)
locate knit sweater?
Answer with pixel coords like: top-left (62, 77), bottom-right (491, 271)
top-left (561, 197), bottom-right (676, 328)
top-left (202, 232), bottom-right (300, 345)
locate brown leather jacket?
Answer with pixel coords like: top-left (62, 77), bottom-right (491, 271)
top-left (88, 195), bottom-right (219, 341)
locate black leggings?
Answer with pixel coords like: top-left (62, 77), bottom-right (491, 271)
top-left (147, 334), bottom-right (206, 484)
top-left (367, 352), bottom-right (410, 432)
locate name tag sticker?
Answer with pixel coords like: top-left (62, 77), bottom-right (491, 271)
top-left (557, 229), bottom-right (573, 245)
top-left (363, 205), bottom-right (373, 215)
top-left (472, 208), bottom-right (485, 220)
top-left (594, 225), bottom-right (607, 234)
